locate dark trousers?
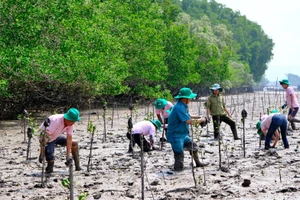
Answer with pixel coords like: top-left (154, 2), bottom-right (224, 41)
top-left (45, 135), bottom-right (67, 161)
top-left (212, 115), bottom-right (238, 139)
top-left (126, 132), bottom-right (151, 152)
top-left (265, 114), bottom-right (289, 149)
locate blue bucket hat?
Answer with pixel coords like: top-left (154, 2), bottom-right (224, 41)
top-left (64, 108), bottom-right (81, 122)
top-left (154, 98), bottom-right (167, 109)
top-left (279, 79), bottom-right (290, 85)
top-left (174, 87), bottom-right (197, 99)
top-left (150, 119), bottom-right (162, 131)
top-left (210, 83), bottom-right (223, 92)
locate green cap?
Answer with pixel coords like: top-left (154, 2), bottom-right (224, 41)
top-left (279, 79), bottom-right (290, 85)
top-left (270, 109), bottom-right (279, 114)
top-left (154, 98), bottom-right (167, 109)
top-left (256, 121), bottom-right (263, 135)
top-left (150, 119), bottom-right (162, 132)
top-left (174, 87), bottom-right (197, 99)
top-left (64, 108), bottom-right (81, 122)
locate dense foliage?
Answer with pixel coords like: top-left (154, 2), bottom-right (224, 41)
top-left (0, 0), bottom-right (274, 119)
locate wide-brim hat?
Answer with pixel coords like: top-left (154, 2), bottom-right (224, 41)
top-left (64, 108), bottom-right (81, 122)
top-left (279, 79), bottom-right (290, 85)
top-left (210, 83), bottom-right (223, 92)
top-left (256, 121), bottom-right (263, 135)
top-left (174, 87), bottom-right (197, 99)
top-left (154, 98), bottom-right (167, 109)
top-left (150, 119), bottom-right (162, 131)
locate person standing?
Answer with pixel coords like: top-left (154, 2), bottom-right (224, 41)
top-left (167, 87), bottom-right (209, 171)
top-left (256, 112), bottom-right (289, 150)
top-left (126, 119), bottom-right (162, 152)
top-left (279, 79), bottom-right (300, 130)
top-left (206, 83), bottom-right (240, 140)
top-left (39, 108), bottom-right (82, 173)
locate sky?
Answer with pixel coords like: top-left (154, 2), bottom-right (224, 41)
top-left (215, 0), bottom-right (300, 82)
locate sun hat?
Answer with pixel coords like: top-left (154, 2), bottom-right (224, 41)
top-left (150, 119), bottom-right (162, 131)
top-left (210, 83), bottom-right (223, 92)
top-left (154, 98), bottom-right (167, 109)
top-left (279, 79), bottom-right (290, 85)
top-left (270, 109), bottom-right (279, 114)
top-left (174, 87), bottom-right (197, 99)
top-left (64, 108), bottom-right (81, 122)
top-left (256, 121), bottom-right (263, 135)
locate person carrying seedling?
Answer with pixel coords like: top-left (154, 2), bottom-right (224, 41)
top-left (166, 87), bottom-right (209, 171)
top-left (256, 110), bottom-right (289, 150)
top-left (279, 79), bottom-right (300, 130)
top-left (154, 98), bottom-right (173, 141)
top-left (39, 108), bottom-right (82, 173)
top-left (206, 83), bottom-right (240, 140)
top-left (126, 119), bottom-right (162, 152)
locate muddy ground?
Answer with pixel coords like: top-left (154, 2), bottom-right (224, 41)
top-left (1, 91), bottom-right (300, 200)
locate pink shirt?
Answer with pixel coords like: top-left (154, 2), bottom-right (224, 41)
top-left (40, 114), bottom-right (74, 142)
top-left (286, 87), bottom-right (299, 108)
top-left (155, 101), bottom-right (173, 119)
top-left (132, 121), bottom-right (156, 141)
top-left (260, 113), bottom-right (282, 132)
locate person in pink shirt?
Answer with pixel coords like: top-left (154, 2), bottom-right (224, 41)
top-left (39, 108), bottom-right (81, 173)
top-left (256, 112), bottom-right (289, 150)
top-left (154, 98), bottom-right (173, 141)
top-left (280, 79), bottom-right (300, 130)
top-left (126, 119), bottom-right (162, 152)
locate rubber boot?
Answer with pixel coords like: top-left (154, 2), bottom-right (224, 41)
top-left (214, 131), bottom-right (219, 140)
top-left (191, 151), bottom-right (209, 167)
top-left (232, 128), bottom-right (241, 140)
top-left (173, 152), bottom-right (184, 171)
top-left (71, 142), bottom-right (82, 171)
top-left (45, 160), bottom-right (54, 174)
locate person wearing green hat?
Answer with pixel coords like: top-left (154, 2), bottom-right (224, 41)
top-left (39, 108), bottom-right (82, 173)
top-left (206, 83), bottom-right (240, 140)
top-left (126, 119), bottom-right (162, 152)
top-left (279, 79), bottom-right (300, 130)
top-left (167, 87), bottom-right (209, 171)
top-left (256, 112), bottom-right (289, 150)
top-left (154, 98), bottom-right (174, 141)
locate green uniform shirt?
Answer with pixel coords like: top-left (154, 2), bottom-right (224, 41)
top-left (207, 94), bottom-right (226, 116)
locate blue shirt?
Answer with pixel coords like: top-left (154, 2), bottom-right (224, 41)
top-left (166, 100), bottom-right (190, 138)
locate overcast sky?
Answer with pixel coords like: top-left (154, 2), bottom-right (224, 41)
top-left (215, 0), bottom-right (300, 82)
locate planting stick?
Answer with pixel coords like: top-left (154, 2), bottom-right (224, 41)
top-left (140, 135), bottom-right (145, 200)
top-left (65, 158), bottom-right (74, 200)
top-left (26, 127), bottom-right (33, 160)
top-left (160, 121), bottom-right (165, 150)
top-left (23, 110), bottom-right (28, 143)
top-left (87, 123), bottom-right (96, 172)
top-left (102, 105), bottom-right (107, 143)
top-left (41, 118), bottom-right (50, 187)
top-left (129, 101), bottom-right (135, 157)
top-left (190, 124), bottom-right (197, 187)
top-left (217, 117), bottom-right (222, 170)
top-left (241, 109), bottom-right (247, 158)
top-left (252, 92), bottom-right (255, 120)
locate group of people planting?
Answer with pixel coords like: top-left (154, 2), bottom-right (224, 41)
top-left (38, 79), bottom-right (299, 173)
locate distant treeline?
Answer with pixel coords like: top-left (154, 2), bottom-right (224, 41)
top-left (0, 0), bottom-right (273, 119)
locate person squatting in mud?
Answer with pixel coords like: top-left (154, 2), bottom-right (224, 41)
top-left (166, 87), bottom-right (209, 171)
top-left (39, 108), bottom-right (82, 173)
top-left (279, 79), bottom-right (300, 130)
top-left (256, 111), bottom-right (289, 150)
top-left (206, 83), bottom-right (240, 140)
top-left (126, 119), bottom-right (162, 152)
